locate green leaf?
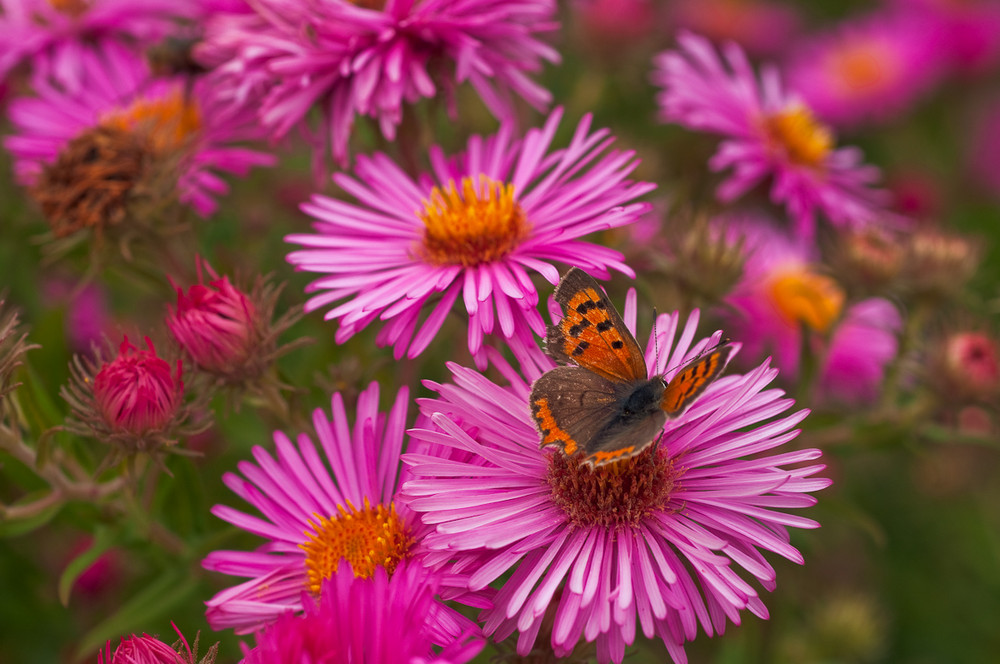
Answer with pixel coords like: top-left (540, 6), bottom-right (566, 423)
top-left (58, 525), bottom-right (115, 607)
top-left (0, 491), bottom-right (62, 537)
top-left (75, 568), bottom-right (200, 660)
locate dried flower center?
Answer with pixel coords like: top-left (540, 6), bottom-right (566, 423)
top-left (767, 267), bottom-right (845, 333)
top-left (418, 175), bottom-right (529, 267)
top-left (48, 0), bottom-right (89, 16)
top-left (300, 499), bottom-right (412, 593)
top-left (30, 126), bottom-right (149, 237)
top-left (828, 41), bottom-right (896, 93)
top-left (763, 105), bottom-right (834, 167)
top-left (546, 446), bottom-right (679, 530)
top-left (100, 90), bottom-right (202, 155)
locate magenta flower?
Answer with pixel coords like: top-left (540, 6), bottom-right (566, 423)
top-left (721, 215), bottom-right (901, 403)
top-left (167, 262), bottom-right (256, 375)
top-left (286, 109), bottom-right (653, 363)
top-left (202, 382), bottom-right (473, 634)
top-left (243, 561), bottom-right (484, 664)
top-left (786, 11), bottom-right (941, 128)
top-left (3, 42), bottom-right (273, 224)
top-left (0, 0), bottom-right (197, 90)
top-left (653, 31), bottom-right (889, 239)
top-left (93, 336), bottom-right (182, 435)
top-left (892, 0), bottom-right (1000, 73)
top-left (403, 305), bottom-right (830, 663)
top-left (196, 0), bottom-right (560, 165)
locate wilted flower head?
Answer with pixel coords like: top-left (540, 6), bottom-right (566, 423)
top-left (653, 31), bottom-right (889, 239)
top-left (286, 110), bottom-right (653, 363)
top-left (786, 11), bottom-right (940, 128)
top-left (98, 624), bottom-right (217, 664)
top-left (243, 561), bottom-right (484, 664)
top-left (3, 42), bottom-right (272, 243)
top-left (0, 0), bottom-right (197, 90)
top-left (196, 0), bottom-right (560, 165)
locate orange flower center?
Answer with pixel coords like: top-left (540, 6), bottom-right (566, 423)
top-left (767, 267), bottom-right (845, 333)
top-left (827, 40), bottom-right (898, 93)
top-left (299, 499), bottom-right (412, 593)
top-left (100, 90), bottom-right (202, 156)
top-left (763, 104), bottom-right (834, 167)
top-left (418, 175), bottom-right (529, 267)
top-left (48, 0), bottom-right (89, 16)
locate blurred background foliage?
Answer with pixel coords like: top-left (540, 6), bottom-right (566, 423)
top-left (1, 1), bottom-right (999, 663)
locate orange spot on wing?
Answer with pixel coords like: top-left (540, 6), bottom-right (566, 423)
top-left (586, 446), bottom-right (636, 467)
top-left (661, 350), bottom-right (726, 415)
top-left (532, 397), bottom-right (578, 456)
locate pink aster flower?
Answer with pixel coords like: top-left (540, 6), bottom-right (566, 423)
top-left (202, 382), bottom-right (476, 636)
top-left (243, 561), bottom-right (484, 664)
top-left (196, 0), bottom-right (560, 165)
top-left (653, 31), bottom-right (889, 239)
top-left (0, 0), bottom-right (197, 90)
top-left (3, 42), bottom-right (273, 227)
top-left (286, 109), bottom-right (654, 363)
top-left (667, 0), bottom-right (801, 56)
top-left (403, 305), bottom-right (830, 663)
top-left (785, 11), bottom-right (941, 128)
top-left (721, 215), bottom-right (901, 403)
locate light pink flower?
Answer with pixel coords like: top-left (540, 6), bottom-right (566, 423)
top-left (196, 0), bottom-right (560, 165)
top-left (4, 42), bottom-right (273, 219)
top-left (286, 109), bottom-right (653, 363)
top-left (403, 305), bottom-right (829, 663)
top-left (653, 31), bottom-right (889, 239)
top-left (786, 11), bottom-right (941, 128)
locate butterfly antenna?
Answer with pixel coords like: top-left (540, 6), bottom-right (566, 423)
top-left (652, 306), bottom-right (660, 373)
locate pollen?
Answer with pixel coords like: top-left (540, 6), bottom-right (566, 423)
top-left (546, 446), bottom-right (679, 529)
top-left (299, 498), bottom-right (412, 594)
top-left (763, 104), bottom-right (834, 167)
top-left (418, 175), bottom-right (529, 267)
top-left (100, 90), bottom-right (202, 155)
top-left (767, 267), bottom-right (846, 333)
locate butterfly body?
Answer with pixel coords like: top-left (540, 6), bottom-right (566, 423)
top-left (530, 268), bottom-right (732, 468)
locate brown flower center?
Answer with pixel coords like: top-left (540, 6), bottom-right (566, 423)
top-left (763, 104), bottom-right (834, 167)
top-left (100, 90), bottom-right (202, 155)
top-left (767, 267), bottom-right (845, 333)
top-left (30, 126), bottom-right (149, 237)
top-left (418, 175), bottom-right (529, 267)
top-left (546, 446), bottom-right (679, 530)
top-left (299, 498), bottom-right (412, 594)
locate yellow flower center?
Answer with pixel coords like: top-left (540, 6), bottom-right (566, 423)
top-left (100, 90), bottom-right (202, 156)
top-left (767, 267), bottom-right (845, 333)
top-left (299, 499), bottom-right (412, 594)
top-left (763, 105), bottom-right (834, 167)
top-left (418, 175), bottom-right (529, 267)
top-left (827, 40), bottom-right (897, 93)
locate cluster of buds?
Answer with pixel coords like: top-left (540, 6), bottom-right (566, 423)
top-left (165, 260), bottom-right (304, 386)
top-left (62, 336), bottom-right (206, 458)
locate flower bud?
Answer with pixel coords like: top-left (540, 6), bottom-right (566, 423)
top-left (93, 336), bottom-right (182, 434)
top-left (934, 331), bottom-right (1000, 404)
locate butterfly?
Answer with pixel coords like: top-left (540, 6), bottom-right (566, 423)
top-left (530, 268), bottom-right (733, 468)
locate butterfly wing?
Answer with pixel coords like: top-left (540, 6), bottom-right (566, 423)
top-left (530, 366), bottom-right (621, 458)
top-left (545, 268), bottom-right (647, 383)
top-left (661, 344), bottom-right (733, 416)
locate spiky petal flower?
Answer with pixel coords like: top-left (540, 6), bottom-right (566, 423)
top-left (286, 109), bottom-right (653, 362)
top-left (0, 0), bottom-right (197, 90)
top-left (196, 0), bottom-right (560, 165)
top-left (202, 382), bottom-right (475, 636)
top-left (98, 623), bottom-right (217, 664)
top-left (403, 304), bottom-right (830, 664)
top-left (3, 41), bottom-right (272, 238)
top-left (652, 31), bottom-right (889, 239)
top-left (243, 561), bottom-right (484, 664)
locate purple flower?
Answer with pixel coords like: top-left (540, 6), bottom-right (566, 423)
top-left (3, 42), bottom-right (273, 222)
top-left (403, 303), bottom-right (830, 663)
top-left (785, 11), bottom-right (941, 128)
top-left (285, 109), bottom-right (653, 363)
top-left (202, 382), bottom-right (473, 634)
top-left (0, 0), bottom-right (197, 90)
top-left (652, 31), bottom-right (889, 240)
top-left (243, 561), bottom-right (484, 664)
top-left (721, 215), bottom-right (901, 403)
top-left (196, 0), bottom-right (560, 165)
